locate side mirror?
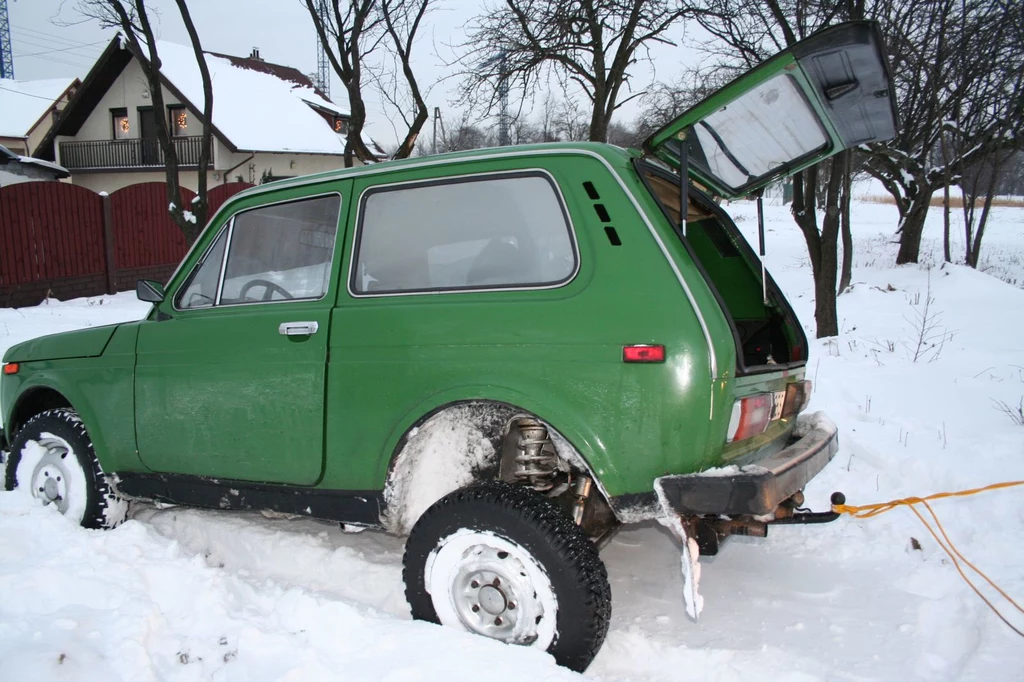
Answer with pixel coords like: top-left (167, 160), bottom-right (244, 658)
top-left (136, 279), bottom-right (165, 303)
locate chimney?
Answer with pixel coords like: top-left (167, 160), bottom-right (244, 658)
top-left (249, 47), bottom-right (262, 61)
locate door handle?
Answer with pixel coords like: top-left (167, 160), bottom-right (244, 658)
top-left (278, 321), bottom-right (319, 336)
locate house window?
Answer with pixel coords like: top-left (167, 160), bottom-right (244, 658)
top-left (333, 116), bottom-right (349, 135)
top-left (111, 108), bottom-right (130, 139)
top-left (169, 106), bottom-right (189, 137)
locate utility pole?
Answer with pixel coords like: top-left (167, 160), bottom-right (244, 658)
top-left (432, 106), bottom-right (439, 154)
top-left (497, 50), bottom-right (509, 146)
top-left (479, 49), bottom-right (510, 146)
top-left (315, 0), bottom-right (330, 97)
top-left (0, 0), bottom-right (14, 79)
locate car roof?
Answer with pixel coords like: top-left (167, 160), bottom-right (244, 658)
top-left (232, 142), bottom-right (638, 201)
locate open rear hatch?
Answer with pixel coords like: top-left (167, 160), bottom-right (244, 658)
top-left (643, 21), bottom-right (898, 200)
top-left (640, 21), bottom-right (897, 375)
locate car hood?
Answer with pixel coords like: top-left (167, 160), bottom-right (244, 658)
top-left (3, 324), bottom-right (121, 363)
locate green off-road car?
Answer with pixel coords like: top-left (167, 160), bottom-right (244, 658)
top-left (2, 22), bottom-right (896, 671)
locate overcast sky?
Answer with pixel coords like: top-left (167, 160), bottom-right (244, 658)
top-left (8, 0), bottom-right (702, 146)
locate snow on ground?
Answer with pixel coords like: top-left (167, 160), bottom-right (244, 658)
top-left (1, 200), bottom-right (1023, 681)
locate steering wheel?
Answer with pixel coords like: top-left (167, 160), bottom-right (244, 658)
top-left (239, 278), bottom-right (294, 301)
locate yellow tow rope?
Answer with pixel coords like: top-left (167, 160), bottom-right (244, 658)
top-left (832, 480), bottom-right (1024, 638)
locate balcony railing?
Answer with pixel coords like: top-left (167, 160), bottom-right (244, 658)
top-left (59, 136), bottom-right (203, 171)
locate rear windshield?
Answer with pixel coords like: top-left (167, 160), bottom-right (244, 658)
top-left (688, 74), bottom-right (828, 190)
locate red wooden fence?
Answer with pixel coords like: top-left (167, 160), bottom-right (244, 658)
top-left (208, 182), bottom-right (253, 216)
top-left (0, 183), bottom-right (105, 285)
top-left (111, 183), bottom-right (194, 270)
top-left (0, 180), bottom-right (253, 307)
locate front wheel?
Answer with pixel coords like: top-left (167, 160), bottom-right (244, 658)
top-left (4, 408), bottom-right (128, 529)
top-left (403, 482), bottom-right (611, 672)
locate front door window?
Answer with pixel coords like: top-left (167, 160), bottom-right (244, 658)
top-left (176, 194), bottom-right (342, 309)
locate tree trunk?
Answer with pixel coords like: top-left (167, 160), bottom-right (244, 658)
top-left (792, 166), bottom-right (839, 338)
top-left (588, 97), bottom-right (608, 142)
top-left (176, 0), bottom-right (213, 244)
top-left (815, 156), bottom-right (843, 337)
top-left (968, 152), bottom-right (1001, 268)
top-left (838, 152), bottom-right (853, 294)
top-left (940, 132), bottom-right (952, 262)
top-left (942, 182), bottom-right (951, 262)
top-left (815, 229), bottom-right (840, 337)
top-left (895, 197), bottom-right (931, 264)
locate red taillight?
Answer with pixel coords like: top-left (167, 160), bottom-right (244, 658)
top-left (727, 393), bottom-right (772, 442)
top-left (2, 363), bottom-right (18, 375)
top-left (623, 344), bottom-right (665, 363)
top-left (782, 380), bottom-right (812, 418)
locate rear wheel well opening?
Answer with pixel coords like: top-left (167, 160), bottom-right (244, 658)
top-left (8, 388), bottom-right (73, 439)
top-left (382, 401), bottom-right (618, 542)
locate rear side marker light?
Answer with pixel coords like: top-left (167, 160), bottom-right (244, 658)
top-left (623, 344), bottom-right (665, 363)
top-left (3, 363), bottom-right (18, 375)
top-left (727, 393), bottom-right (772, 442)
top-left (782, 380), bottom-right (813, 418)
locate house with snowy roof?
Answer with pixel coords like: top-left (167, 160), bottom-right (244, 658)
top-left (0, 77), bottom-right (79, 157)
top-left (35, 37), bottom-right (374, 194)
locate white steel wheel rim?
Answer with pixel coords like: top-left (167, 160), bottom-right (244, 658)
top-left (424, 529), bottom-right (558, 649)
top-left (16, 433), bottom-right (89, 523)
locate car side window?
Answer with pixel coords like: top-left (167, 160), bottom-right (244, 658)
top-left (176, 194), bottom-right (342, 309)
top-left (353, 173), bottom-right (576, 294)
top-left (178, 228), bottom-right (228, 309)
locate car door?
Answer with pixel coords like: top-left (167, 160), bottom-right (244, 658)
top-left (134, 185), bottom-right (348, 485)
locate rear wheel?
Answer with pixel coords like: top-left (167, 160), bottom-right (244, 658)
top-left (403, 482), bottom-right (611, 672)
top-left (4, 408), bottom-right (128, 529)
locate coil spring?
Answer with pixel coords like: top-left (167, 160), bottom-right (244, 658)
top-left (514, 422), bottom-right (560, 491)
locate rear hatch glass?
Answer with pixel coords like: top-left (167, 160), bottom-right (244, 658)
top-left (643, 21), bottom-right (897, 199)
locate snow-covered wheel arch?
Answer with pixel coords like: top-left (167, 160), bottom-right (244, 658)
top-left (380, 401), bottom-right (610, 535)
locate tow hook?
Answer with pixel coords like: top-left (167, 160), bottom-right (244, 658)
top-left (768, 491), bottom-right (847, 526)
top-left (690, 491), bottom-right (846, 556)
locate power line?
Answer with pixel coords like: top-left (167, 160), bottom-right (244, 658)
top-left (13, 36), bottom-right (102, 60)
top-left (0, 84), bottom-right (67, 101)
top-left (10, 24), bottom-right (106, 50)
top-left (14, 39), bottom-right (105, 59)
top-left (14, 52), bottom-right (93, 69)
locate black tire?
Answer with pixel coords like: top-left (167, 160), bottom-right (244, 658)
top-left (403, 482), bottom-right (611, 672)
top-left (4, 408), bottom-right (128, 529)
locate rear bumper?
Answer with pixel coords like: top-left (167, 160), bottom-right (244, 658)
top-left (656, 412), bottom-right (839, 516)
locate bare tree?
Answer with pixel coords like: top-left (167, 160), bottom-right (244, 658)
top-left (378, 0), bottom-right (430, 159)
top-left (634, 69), bottom-right (730, 142)
top-left (304, 1), bottom-right (382, 167)
top-left (863, 0), bottom-right (1024, 264)
top-left (961, 146), bottom-right (1013, 268)
top-left (305, 0), bottom-right (431, 164)
top-left (79, 0), bottom-right (214, 243)
top-left (460, 0), bottom-right (696, 143)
